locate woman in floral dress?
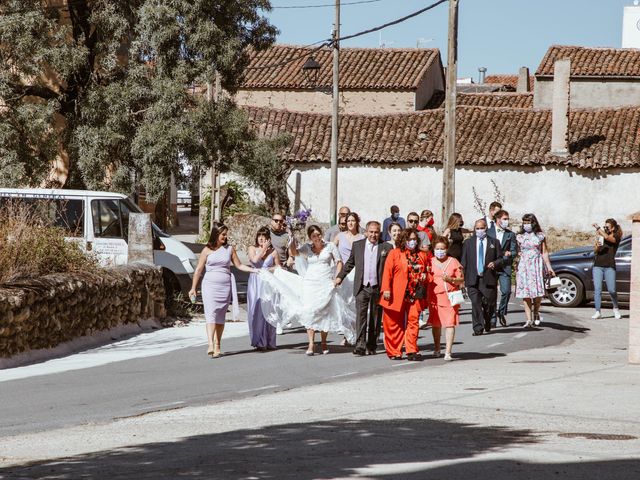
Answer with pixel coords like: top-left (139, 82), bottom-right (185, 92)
top-left (515, 214), bottom-right (555, 328)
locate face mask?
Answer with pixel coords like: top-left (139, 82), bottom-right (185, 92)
top-left (500, 220), bottom-right (509, 229)
top-left (434, 249), bottom-right (447, 259)
top-left (523, 224), bottom-right (533, 233)
top-left (391, 213), bottom-right (399, 220)
top-left (427, 218), bottom-right (434, 227)
top-left (419, 219), bottom-right (427, 228)
top-left (406, 240), bottom-right (417, 250)
top-left (475, 229), bottom-right (487, 239)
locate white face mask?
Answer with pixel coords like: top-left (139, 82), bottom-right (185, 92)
top-left (475, 229), bottom-right (487, 239)
top-left (523, 224), bottom-right (533, 233)
top-left (406, 240), bottom-right (417, 250)
top-left (434, 249), bottom-right (447, 259)
top-left (500, 219), bottom-right (509, 229)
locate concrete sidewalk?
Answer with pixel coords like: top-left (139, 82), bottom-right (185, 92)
top-left (1, 307), bottom-right (639, 479)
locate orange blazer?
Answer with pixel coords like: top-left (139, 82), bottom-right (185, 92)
top-left (379, 248), bottom-right (430, 312)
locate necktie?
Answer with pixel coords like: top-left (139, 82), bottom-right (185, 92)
top-left (478, 239), bottom-right (485, 275)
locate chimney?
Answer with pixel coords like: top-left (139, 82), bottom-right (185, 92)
top-left (516, 66), bottom-right (530, 93)
top-left (551, 59), bottom-right (570, 157)
top-left (478, 67), bottom-right (487, 84)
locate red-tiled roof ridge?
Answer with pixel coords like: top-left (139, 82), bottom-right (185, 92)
top-left (536, 45), bottom-right (640, 77)
top-left (425, 92), bottom-right (534, 109)
top-left (241, 44), bottom-right (442, 90)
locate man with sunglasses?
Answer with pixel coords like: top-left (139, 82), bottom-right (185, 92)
top-left (406, 212), bottom-right (431, 252)
top-left (270, 213), bottom-right (290, 267)
top-left (324, 206), bottom-right (354, 242)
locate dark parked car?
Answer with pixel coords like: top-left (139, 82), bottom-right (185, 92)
top-left (548, 235), bottom-right (631, 308)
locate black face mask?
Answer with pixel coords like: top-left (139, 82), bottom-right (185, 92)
top-left (604, 226), bottom-right (610, 234)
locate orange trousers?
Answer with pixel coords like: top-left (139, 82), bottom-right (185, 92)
top-left (382, 301), bottom-right (422, 357)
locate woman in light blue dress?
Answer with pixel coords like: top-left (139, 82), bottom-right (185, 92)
top-left (247, 227), bottom-right (280, 350)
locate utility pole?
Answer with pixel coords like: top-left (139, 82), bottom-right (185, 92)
top-left (329, 0), bottom-right (340, 226)
top-left (441, 0), bottom-right (459, 226)
top-left (200, 72), bottom-right (222, 237)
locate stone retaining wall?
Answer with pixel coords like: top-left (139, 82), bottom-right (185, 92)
top-left (0, 264), bottom-right (165, 358)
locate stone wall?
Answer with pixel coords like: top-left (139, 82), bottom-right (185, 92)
top-left (0, 264), bottom-right (165, 358)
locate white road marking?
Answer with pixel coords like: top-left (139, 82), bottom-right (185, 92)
top-left (331, 371), bottom-right (358, 378)
top-left (391, 362), bottom-right (418, 367)
top-left (514, 332), bottom-right (528, 339)
top-left (486, 342), bottom-right (503, 348)
top-left (238, 385), bottom-right (280, 394)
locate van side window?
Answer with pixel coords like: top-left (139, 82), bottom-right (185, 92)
top-left (92, 199), bottom-right (123, 238)
top-left (0, 197), bottom-right (84, 237)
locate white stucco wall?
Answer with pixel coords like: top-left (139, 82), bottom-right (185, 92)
top-left (288, 164), bottom-right (639, 232)
top-left (534, 78), bottom-right (640, 109)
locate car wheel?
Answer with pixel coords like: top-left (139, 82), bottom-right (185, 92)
top-left (549, 273), bottom-right (584, 308)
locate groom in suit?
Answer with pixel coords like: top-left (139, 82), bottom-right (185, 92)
top-left (335, 221), bottom-right (393, 355)
top-left (461, 219), bottom-right (504, 335)
top-left (488, 209), bottom-right (517, 327)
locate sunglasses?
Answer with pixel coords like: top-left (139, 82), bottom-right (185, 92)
top-left (407, 219), bottom-right (419, 224)
top-left (272, 218), bottom-right (284, 223)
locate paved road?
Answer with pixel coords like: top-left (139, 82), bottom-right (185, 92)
top-left (0, 303), bottom-right (590, 438)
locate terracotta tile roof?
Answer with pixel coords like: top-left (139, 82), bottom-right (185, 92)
top-left (425, 92), bottom-right (533, 109)
top-left (536, 45), bottom-right (640, 77)
top-left (240, 45), bottom-right (442, 90)
top-left (484, 74), bottom-right (535, 90)
top-left (244, 105), bottom-right (640, 170)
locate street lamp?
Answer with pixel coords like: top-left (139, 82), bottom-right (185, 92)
top-left (302, 56), bottom-right (321, 87)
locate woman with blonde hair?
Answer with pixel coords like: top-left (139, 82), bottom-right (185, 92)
top-left (442, 213), bottom-right (465, 261)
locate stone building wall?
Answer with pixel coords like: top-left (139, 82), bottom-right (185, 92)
top-left (0, 264), bottom-right (165, 358)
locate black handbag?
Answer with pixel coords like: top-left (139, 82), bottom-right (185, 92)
top-left (414, 283), bottom-right (426, 300)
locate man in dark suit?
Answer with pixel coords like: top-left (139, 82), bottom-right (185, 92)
top-left (335, 221), bottom-right (393, 355)
top-left (488, 209), bottom-right (517, 327)
top-left (461, 219), bottom-right (504, 335)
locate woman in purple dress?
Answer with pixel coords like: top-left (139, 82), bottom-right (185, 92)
top-left (247, 227), bottom-right (281, 351)
top-left (190, 222), bottom-right (256, 358)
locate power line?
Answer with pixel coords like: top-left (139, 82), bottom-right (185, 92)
top-left (272, 0), bottom-right (383, 9)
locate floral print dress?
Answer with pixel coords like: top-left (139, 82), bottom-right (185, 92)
top-left (515, 232), bottom-right (546, 298)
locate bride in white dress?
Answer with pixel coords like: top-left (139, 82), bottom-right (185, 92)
top-left (259, 225), bottom-right (356, 355)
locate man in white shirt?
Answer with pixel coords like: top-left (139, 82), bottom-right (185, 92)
top-left (488, 210), bottom-right (517, 327)
top-left (335, 221), bottom-right (392, 355)
top-left (461, 219), bottom-right (504, 335)
top-left (484, 201), bottom-right (503, 232)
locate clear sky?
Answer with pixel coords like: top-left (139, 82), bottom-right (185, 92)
top-left (265, 0), bottom-right (633, 79)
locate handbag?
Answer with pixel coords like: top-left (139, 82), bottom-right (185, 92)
top-left (545, 276), bottom-right (562, 290)
top-left (437, 259), bottom-right (465, 306)
top-left (414, 283), bottom-right (426, 300)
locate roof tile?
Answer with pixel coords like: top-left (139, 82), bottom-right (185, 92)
top-left (536, 45), bottom-right (640, 77)
top-left (244, 105), bottom-right (640, 170)
top-left (240, 45), bottom-right (441, 90)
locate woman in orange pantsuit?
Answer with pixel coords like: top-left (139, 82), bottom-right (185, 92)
top-left (427, 236), bottom-right (464, 361)
top-left (380, 228), bottom-right (431, 361)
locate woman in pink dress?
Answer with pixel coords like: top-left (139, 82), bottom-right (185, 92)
top-left (427, 236), bottom-right (464, 361)
top-left (190, 222), bottom-right (257, 358)
top-left (515, 214), bottom-right (555, 328)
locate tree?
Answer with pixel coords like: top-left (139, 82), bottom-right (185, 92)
top-left (0, 0), bottom-right (277, 201)
top-left (234, 132), bottom-right (293, 214)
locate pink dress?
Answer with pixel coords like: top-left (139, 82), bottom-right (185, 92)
top-left (427, 256), bottom-right (462, 328)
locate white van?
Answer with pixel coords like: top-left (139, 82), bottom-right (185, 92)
top-left (0, 188), bottom-right (198, 299)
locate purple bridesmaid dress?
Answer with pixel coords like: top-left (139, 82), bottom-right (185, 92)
top-left (247, 254), bottom-right (276, 349)
top-left (202, 246), bottom-right (233, 324)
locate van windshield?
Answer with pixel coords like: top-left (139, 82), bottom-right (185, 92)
top-left (0, 196), bottom-right (84, 237)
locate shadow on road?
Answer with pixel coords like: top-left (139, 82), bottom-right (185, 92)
top-left (2, 418), bottom-right (637, 479)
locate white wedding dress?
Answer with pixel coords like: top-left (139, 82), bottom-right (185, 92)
top-left (258, 242), bottom-right (356, 344)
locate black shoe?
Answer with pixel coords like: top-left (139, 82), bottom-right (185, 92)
top-left (472, 331), bottom-right (483, 336)
top-left (407, 352), bottom-right (422, 361)
top-left (484, 322), bottom-right (492, 333)
top-left (499, 314), bottom-right (507, 327)
top-left (353, 349), bottom-right (366, 356)
top-left (389, 355), bottom-right (403, 360)
top-left (490, 323), bottom-right (497, 329)
top-left (366, 349), bottom-right (377, 355)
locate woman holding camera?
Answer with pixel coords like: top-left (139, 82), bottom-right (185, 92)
top-left (592, 219), bottom-right (623, 320)
top-left (380, 228), bottom-right (431, 361)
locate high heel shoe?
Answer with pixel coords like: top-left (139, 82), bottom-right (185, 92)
top-left (212, 343), bottom-right (221, 358)
top-left (321, 343), bottom-right (329, 355)
top-left (523, 320), bottom-right (533, 328)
